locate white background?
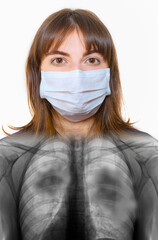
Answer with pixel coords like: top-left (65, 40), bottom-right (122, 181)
top-left (0, 0), bottom-right (158, 139)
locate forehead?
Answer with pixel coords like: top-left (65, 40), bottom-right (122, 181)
top-left (46, 32), bottom-right (104, 58)
top-left (43, 26), bottom-right (108, 62)
top-left (49, 29), bottom-right (87, 51)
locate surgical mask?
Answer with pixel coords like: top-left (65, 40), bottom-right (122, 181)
top-left (40, 68), bottom-right (111, 122)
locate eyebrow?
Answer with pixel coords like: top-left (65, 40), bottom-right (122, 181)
top-left (46, 49), bottom-right (102, 58)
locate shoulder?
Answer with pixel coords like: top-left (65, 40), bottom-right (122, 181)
top-left (117, 129), bottom-right (158, 186)
top-left (0, 129), bottom-right (45, 179)
top-left (116, 129), bottom-right (158, 160)
top-left (119, 128), bottom-right (157, 143)
top-left (0, 129), bottom-right (44, 152)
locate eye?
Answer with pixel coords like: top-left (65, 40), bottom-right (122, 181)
top-left (86, 58), bottom-right (100, 64)
top-left (51, 58), bottom-right (66, 64)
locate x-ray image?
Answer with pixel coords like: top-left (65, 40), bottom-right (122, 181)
top-left (0, 131), bottom-right (158, 240)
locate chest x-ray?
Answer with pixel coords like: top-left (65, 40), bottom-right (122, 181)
top-left (0, 134), bottom-right (158, 240)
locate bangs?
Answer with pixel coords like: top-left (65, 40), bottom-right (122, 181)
top-left (39, 9), bottom-right (111, 63)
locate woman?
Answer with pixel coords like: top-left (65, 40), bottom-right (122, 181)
top-left (0, 8), bottom-right (158, 240)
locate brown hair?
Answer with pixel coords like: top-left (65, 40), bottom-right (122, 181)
top-left (3, 8), bottom-right (138, 137)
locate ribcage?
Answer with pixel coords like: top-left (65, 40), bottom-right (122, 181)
top-left (19, 137), bottom-right (137, 240)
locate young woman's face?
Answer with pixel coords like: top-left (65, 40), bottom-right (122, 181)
top-left (41, 29), bottom-right (109, 71)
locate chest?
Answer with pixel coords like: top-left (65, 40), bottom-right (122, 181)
top-left (18, 138), bottom-right (137, 240)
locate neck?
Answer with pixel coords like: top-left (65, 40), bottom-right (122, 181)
top-left (53, 111), bottom-right (97, 139)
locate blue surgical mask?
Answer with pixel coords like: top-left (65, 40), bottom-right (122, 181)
top-left (40, 68), bottom-right (111, 122)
